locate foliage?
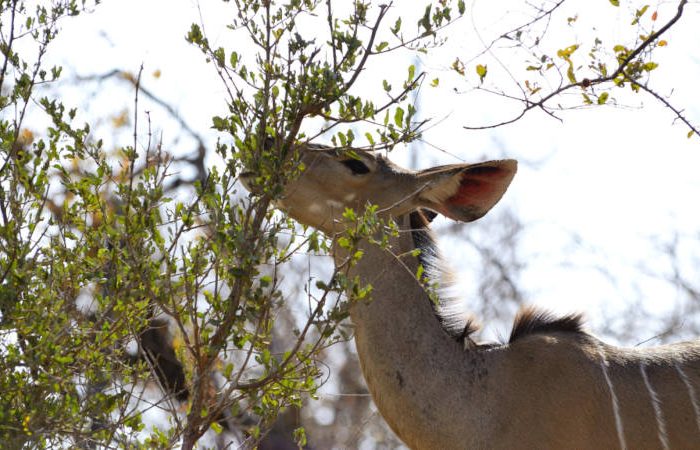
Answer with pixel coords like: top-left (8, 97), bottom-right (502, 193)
top-left (1, 0), bottom-right (464, 447)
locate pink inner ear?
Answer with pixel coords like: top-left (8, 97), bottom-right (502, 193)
top-left (447, 164), bottom-right (513, 210)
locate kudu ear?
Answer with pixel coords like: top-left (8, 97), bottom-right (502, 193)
top-left (416, 159), bottom-right (517, 222)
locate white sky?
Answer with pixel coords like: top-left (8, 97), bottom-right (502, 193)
top-left (46, 0), bottom-right (700, 346)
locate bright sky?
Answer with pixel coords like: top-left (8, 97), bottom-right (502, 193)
top-left (47, 0), bottom-right (700, 348)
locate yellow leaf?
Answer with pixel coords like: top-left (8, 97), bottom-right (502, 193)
top-left (452, 58), bottom-right (465, 76)
top-left (111, 109), bottom-right (129, 128)
top-left (658, 40), bottom-right (667, 47)
top-left (120, 71), bottom-right (135, 83)
top-left (153, 69), bottom-right (161, 79)
top-left (23, 415), bottom-right (32, 435)
top-left (688, 130), bottom-right (695, 139)
top-left (557, 44), bottom-right (579, 59)
top-left (476, 64), bottom-right (487, 82)
top-left (18, 128), bottom-right (34, 146)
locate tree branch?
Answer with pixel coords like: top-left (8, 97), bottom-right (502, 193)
top-left (464, 0), bottom-right (694, 135)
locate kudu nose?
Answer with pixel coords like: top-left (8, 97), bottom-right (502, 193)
top-left (239, 172), bottom-right (260, 194)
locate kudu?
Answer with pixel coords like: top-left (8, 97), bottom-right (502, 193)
top-left (245, 144), bottom-right (700, 449)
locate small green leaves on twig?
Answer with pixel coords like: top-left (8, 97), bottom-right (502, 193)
top-left (632, 5), bottom-right (650, 25)
top-left (464, 0), bottom-right (697, 139)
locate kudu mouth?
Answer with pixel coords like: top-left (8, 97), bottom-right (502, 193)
top-left (239, 172), bottom-right (261, 194)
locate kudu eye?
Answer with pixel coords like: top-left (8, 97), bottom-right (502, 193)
top-left (340, 158), bottom-right (370, 175)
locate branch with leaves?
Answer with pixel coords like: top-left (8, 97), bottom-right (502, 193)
top-left (460, 0), bottom-right (697, 139)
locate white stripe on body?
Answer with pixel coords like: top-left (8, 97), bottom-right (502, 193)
top-left (596, 344), bottom-right (627, 450)
top-left (640, 363), bottom-right (670, 450)
top-left (675, 363), bottom-right (700, 433)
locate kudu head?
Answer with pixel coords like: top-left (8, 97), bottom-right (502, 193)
top-left (245, 144), bottom-right (517, 233)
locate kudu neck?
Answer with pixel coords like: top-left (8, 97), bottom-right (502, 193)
top-left (332, 214), bottom-right (476, 446)
top-left (331, 214), bottom-right (460, 342)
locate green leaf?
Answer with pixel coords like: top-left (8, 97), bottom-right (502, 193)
top-left (294, 427), bottom-right (308, 447)
top-left (342, 207), bottom-right (356, 221)
top-left (308, 231), bottom-right (320, 252)
top-left (56, 355), bottom-right (73, 364)
top-left (346, 128), bottom-right (355, 145)
top-left (212, 116), bottom-right (227, 130)
top-left (375, 41), bottom-right (389, 52)
top-left (430, 77), bottom-right (439, 87)
top-left (609, 0), bottom-right (619, 6)
top-left (418, 5), bottom-right (432, 32)
top-left (632, 5), bottom-right (650, 25)
top-left (391, 17), bottom-right (402, 35)
top-left (597, 92), bottom-right (609, 104)
top-left (213, 47), bottom-right (225, 67)
top-left (408, 64), bottom-right (415, 82)
top-left (186, 24), bottom-right (203, 43)
top-left (458, 0), bottom-right (466, 15)
top-left (394, 107), bottom-right (405, 127)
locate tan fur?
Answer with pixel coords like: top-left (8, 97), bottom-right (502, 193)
top-left (243, 145), bottom-right (700, 449)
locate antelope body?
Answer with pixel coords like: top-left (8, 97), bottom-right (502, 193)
top-left (246, 144), bottom-right (700, 449)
